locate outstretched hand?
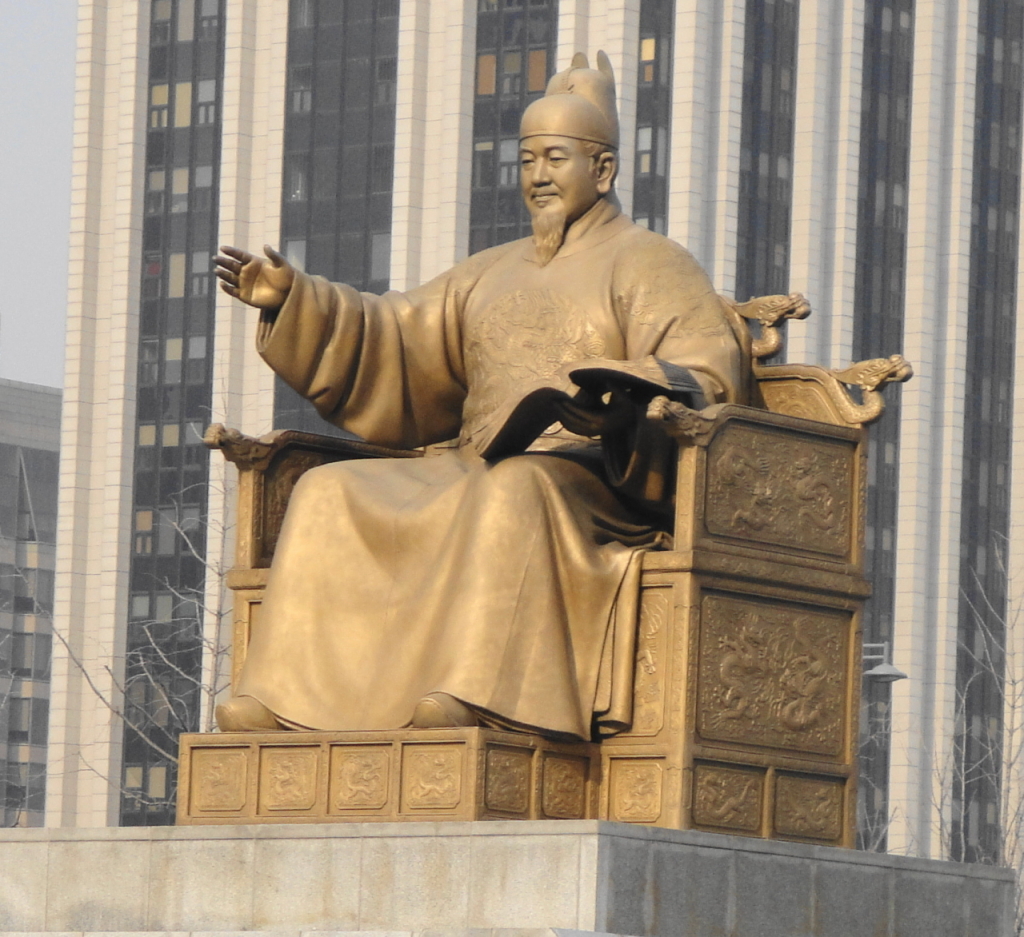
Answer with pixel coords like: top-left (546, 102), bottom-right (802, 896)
top-left (214, 244), bottom-right (296, 310)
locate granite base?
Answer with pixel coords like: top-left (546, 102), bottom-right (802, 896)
top-left (0, 820), bottom-right (1013, 936)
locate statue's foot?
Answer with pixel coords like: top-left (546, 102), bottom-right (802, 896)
top-left (216, 695), bottom-right (283, 731)
top-left (411, 692), bottom-right (479, 728)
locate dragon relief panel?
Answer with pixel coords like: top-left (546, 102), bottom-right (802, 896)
top-left (697, 594), bottom-right (848, 756)
top-left (485, 747), bottom-right (532, 814)
top-left (329, 746), bottom-right (390, 811)
top-left (401, 745), bottom-right (463, 810)
top-left (258, 747), bottom-right (320, 811)
top-left (542, 755), bottom-right (588, 819)
top-left (191, 748), bottom-right (248, 812)
top-left (774, 774), bottom-right (844, 841)
top-left (609, 759), bottom-right (663, 823)
top-left (692, 762), bottom-right (763, 832)
top-left (704, 423), bottom-right (854, 558)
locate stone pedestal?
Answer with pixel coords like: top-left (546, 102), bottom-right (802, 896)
top-left (0, 820), bottom-right (1013, 936)
top-left (178, 728), bottom-right (597, 824)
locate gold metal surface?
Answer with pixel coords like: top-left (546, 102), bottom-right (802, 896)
top-left (178, 728), bottom-right (597, 824)
top-left (187, 50), bottom-right (914, 847)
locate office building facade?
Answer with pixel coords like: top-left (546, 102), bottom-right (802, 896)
top-left (0, 379), bottom-right (61, 828)
top-left (53, 0), bottom-right (1024, 863)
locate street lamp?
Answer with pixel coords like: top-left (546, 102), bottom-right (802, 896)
top-left (863, 641), bottom-right (908, 683)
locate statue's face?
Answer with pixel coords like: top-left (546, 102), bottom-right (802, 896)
top-left (519, 135), bottom-right (616, 225)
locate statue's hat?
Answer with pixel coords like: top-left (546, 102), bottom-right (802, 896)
top-left (520, 51), bottom-right (619, 149)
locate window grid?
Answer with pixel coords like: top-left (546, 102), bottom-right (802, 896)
top-left (273, 0), bottom-right (401, 434)
top-left (121, 0), bottom-right (226, 827)
top-left (852, 0), bottom-right (915, 854)
top-left (469, 0), bottom-right (559, 254)
top-left (953, 0), bottom-right (1024, 864)
top-left (734, 0), bottom-right (799, 303)
top-left (632, 0), bottom-right (675, 234)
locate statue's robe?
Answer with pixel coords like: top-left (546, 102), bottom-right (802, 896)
top-left (237, 200), bottom-right (743, 739)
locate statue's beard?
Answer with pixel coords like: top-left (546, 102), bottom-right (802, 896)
top-left (531, 206), bottom-right (568, 266)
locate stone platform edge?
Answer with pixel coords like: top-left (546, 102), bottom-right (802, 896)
top-left (0, 820), bottom-right (1014, 937)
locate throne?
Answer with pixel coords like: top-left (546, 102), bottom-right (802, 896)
top-left (177, 294), bottom-right (910, 848)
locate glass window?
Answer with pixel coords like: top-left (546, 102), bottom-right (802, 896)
top-left (154, 593), bottom-right (174, 622)
top-left (149, 84), bottom-right (170, 128)
top-left (284, 239), bottom-right (307, 271)
top-left (292, 0), bottom-right (314, 28)
top-left (291, 66), bottom-right (313, 113)
top-left (167, 253), bottom-right (186, 298)
top-left (153, 0), bottom-right (172, 20)
top-left (130, 594), bottom-right (151, 619)
top-left (370, 233), bottom-right (391, 282)
top-left (177, 0), bottom-right (195, 41)
top-left (197, 79), bottom-right (217, 124)
top-left (146, 170), bottom-right (166, 214)
top-left (162, 423), bottom-right (179, 446)
top-left (140, 338), bottom-right (159, 384)
top-left (134, 509), bottom-right (154, 554)
top-left (286, 164), bottom-right (308, 201)
top-left (174, 81), bottom-right (192, 127)
top-left (477, 54), bottom-right (497, 95)
top-left (527, 50), bottom-right (547, 92)
top-left (170, 167), bottom-right (189, 212)
top-left (124, 766), bottom-right (143, 789)
top-left (498, 138), bottom-right (519, 186)
top-left (138, 424), bottom-right (157, 446)
top-left (156, 511), bottom-right (176, 555)
top-left (149, 765), bottom-right (168, 799)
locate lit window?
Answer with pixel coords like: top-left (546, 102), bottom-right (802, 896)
top-left (124, 766), bottom-right (143, 789)
top-left (527, 50), bottom-right (547, 92)
top-left (477, 54), bottom-right (497, 95)
top-left (149, 766), bottom-right (168, 798)
top-left (134, 510), bottom-right (154, 554)
top-left (196, 79), bottom-right (216, 124)
top-left (153, 0), bottom-right (172, 20)
top-left (501, 52), bottom-right (522, 95)
top-left (177, 0), bottom-right (195, 41)
top-left (138, 424), bottom-right (157, 446)
top-left (146, 170), bottom-right (165, 214)
top-left (149, 84), bottom-right (169, 128)
top-left (168, 253), bottom-right (186, 298)
top-left (170, 167), bottom-right (189, 212)
top-left (164, 337), bottom-right (182, 383)
top-left (640, 37), bottom-right (656, 83)
top-left (174, 81), bottom-right (192, 127)
top-left (130, 594), bottom-right (150, 619)
top-left (162, 424), bottom-right (180, 447)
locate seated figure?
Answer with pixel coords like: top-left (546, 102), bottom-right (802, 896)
top-left (213, 52), bottom-right (744, 740)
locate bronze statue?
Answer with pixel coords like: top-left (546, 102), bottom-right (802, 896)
top-left (213, 52), bottom-right (744, 739)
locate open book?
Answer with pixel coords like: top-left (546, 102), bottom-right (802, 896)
top-left (477, 356), bottom-right (705, 459)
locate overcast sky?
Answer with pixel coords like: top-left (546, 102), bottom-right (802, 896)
top-left (0, 1), bottom-right (77, 389)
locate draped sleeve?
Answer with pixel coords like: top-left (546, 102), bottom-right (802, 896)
top-left (612, 230), bottom-right (744, 405)
top-left (256, 267), bottom-right (471, 450)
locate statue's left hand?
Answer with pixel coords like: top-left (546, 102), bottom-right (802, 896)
top-left (555, 391), bottom-right (634, 438)
top-left (214, 244), bottom-right (296, 310)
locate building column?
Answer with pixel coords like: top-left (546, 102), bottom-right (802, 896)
top-left (786, 0), bottom-right (864, 369)
top-left (47, 0), bottom-right (149, 827)
top-left (888, 0), bottom-right (978, 858)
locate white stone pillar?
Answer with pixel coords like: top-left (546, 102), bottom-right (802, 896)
top-left (786, 0), bottom-right (865, 369)
top-left (888, 0), bottom-right (978, 859)
top-left (47, 0), bottom-right (150, 827)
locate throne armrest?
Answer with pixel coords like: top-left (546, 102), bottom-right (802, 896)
top-left (205, 424), bottom-right (420, 570)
